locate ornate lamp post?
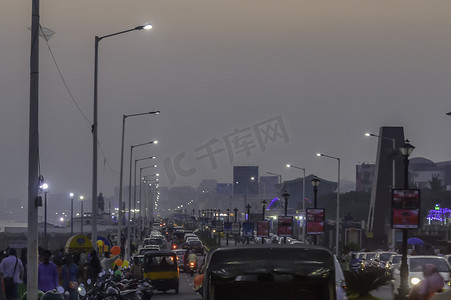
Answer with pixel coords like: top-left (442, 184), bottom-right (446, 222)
top-left (42, 183), bottom-right (49, 237)
top-left (246, 204), bottom-right (251, 244)
top-left (398, 139), bottom-right (415, 298)
top-left (282, 192), bottom-right (290, 244)
top-left (311, 176), bottom-right (320, 245)
top-left (234, 207), bottom-right (238, 245)
top-left (261, 200), bottom-right (267, 244)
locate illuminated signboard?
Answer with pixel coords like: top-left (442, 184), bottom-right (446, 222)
top-left (391, 189), bottom-right (420, 229)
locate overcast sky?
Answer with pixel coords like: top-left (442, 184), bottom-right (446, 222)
top-left (1, 1), bottom-right (450, 203)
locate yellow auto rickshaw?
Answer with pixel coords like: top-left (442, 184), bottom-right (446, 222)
top-left (143, 250), bottom-right (179, 294)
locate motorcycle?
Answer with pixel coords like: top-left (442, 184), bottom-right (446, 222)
top-left (188, 261), bottom-right (197, 276)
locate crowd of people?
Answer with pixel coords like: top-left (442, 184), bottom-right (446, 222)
top-left (0, 246), bottom-right (130, 300)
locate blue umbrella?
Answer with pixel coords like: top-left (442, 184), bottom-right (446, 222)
top-left (407, 237), bottom-right (424, 245)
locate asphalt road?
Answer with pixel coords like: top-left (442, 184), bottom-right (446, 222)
top-left (150, 272), bottom-right (201, 300)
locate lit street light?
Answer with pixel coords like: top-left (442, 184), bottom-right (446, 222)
top-left (42, 183), bottom-right (49, 237)
top-left (125, 140), bottom-right (158, 262)
top-left (92, 24), bottom-right (152, 251)
top-left (286, 164), bottom-right (306, 242)
top-left (69, 193), bottom-right (74, 235)
top-left (118, 112), bottom-right (159, 255)
top-left (80, 195), bottom-right (85, 235)
top-left (316, 153), bottom-right (340, 256)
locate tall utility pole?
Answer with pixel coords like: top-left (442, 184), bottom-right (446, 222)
top-left (27, 1), bottom-right (40, 299)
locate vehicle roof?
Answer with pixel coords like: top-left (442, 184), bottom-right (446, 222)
top-left (144, 250), bottom-right (177, 257)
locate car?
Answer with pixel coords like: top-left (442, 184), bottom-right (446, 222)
top-left (385, 254), bottom-right (402, 277)
top-left (444, 254), bottom-right (451, 266)
top-left (184, 233), bottom-right (198, 241)
top-left (139, 245), bottom-right (160, 255)
top-left (144, 237), bottom-right (168, 249)
top-left (186, 236), bottom-right (200, 243)
top-left (391, 255), bottom-right (451, 296)
top-left (200, 244), bottom-right (340, 300)
top-left (334, 254), bottom-right (348, 300)
top-left (186, 240), bottom-right (204, 254)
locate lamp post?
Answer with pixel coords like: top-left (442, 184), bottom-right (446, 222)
top-left (266, 172), bottom-right (282, 184)
top-left (286, 164), bottom-right (306, 241)
top-left (398, 139), bottom-right (415, 299)
top-left (234, 207), bottom-right (238, 245)
top-left (119, 112), bottom-right (159, 254)
top-left (282, 192), bottom-right (290, 244)
top-left (42, 183), bottom-right (48, 237)
top-left (134, 158), bottom-right (156, 237)
top-left (92, 24), bottom-right (152, 251)
top-left (311, 176), bottom-right (320, 245)
top-left (316, 153), bottom-right (340, 256)
top-left (246, 204), bottom-right (251, 244)
top-left (79, 195), bottom-right (85, 235)
top-left (70, 193), bottom-right (74, 235)
top-left (125, 140), bottom-right (158, 262)
top-left (261, 200), bottom-right (267, 244)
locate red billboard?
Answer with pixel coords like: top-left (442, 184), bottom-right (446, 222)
top-left (257, 221), bottom-right (270, 237)
top-left (392, 189), bottom-right (420, 229)
top-left (306, 208), bottom-right (325, 235)
top-left (277, 216), bottom-right (293, 237)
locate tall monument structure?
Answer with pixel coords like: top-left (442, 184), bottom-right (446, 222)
top-left (367, 127), bottom-right (405, 248)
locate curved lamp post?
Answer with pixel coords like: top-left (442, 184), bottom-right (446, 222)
top-left (398, 139), bottom-right (415, 298)
top-left (92, 24), bottom-right (152, 251)
top-left (125, 140), bottom-right (158, 262)
top-left (316, 153), bottom-right (340, 256)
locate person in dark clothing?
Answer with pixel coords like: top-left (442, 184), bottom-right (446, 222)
top-left (87, 250), bottom-right (102, 283)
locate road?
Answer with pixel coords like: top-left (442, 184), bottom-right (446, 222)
top-left (151, 272), bottom-right (201, 300)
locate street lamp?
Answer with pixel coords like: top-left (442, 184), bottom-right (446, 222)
top-left (311, 176), bottom-right (320, 245)
top-left (316, 153), bottom-right (340, 256)
top-left (261, 200), bottom-right (267, 244)
top-left (365, 132), bottom-right (397, 249)
top-left (69, 193), bottom-right (74, 235)
top-left (79, 195), bottom-right (85, 235)
top-left (266, 172), bottom-right (282, 184)
top-left (92, 24), bottom-right (152, 250)
top-left (398, 139), bottom-right (415, 299)
top-left (234, 208), bottom-right (238, 222)
top-left (286, 164), bottom-right (306, 241)
top-left (134, 157), bottom-right (156, 218)
top-left (282, 192), bottom-right (290, 244)
top-left (246, 204), bottom-right (251, 244)
top-left (118, 111), bottom-right (159, 253)
top-left (125, 140), bottom-right (158, 262)
top-left (42, 183), bottom-right (48, 237)
top-left (286, 164), bottom-right (306, 211)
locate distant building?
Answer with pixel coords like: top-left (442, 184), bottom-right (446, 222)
top-left (281, 175), bottom-right (337, 210)
top-left (233, 166), bottom-right (259, 196)
top-left (409, 158), bottom-right (451, 190)
top-left (259, 176), bottom-right (279, 200)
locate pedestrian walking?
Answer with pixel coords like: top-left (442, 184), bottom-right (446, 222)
top-left (38, 250), bottom-right (59, 292)
top-left (0, 248), bottom-right (24, 300)
top-left (61, 255), bottom-right (79, 300)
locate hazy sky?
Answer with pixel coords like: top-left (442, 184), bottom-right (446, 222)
top-left (1, 1), bottom-right (450, 203)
